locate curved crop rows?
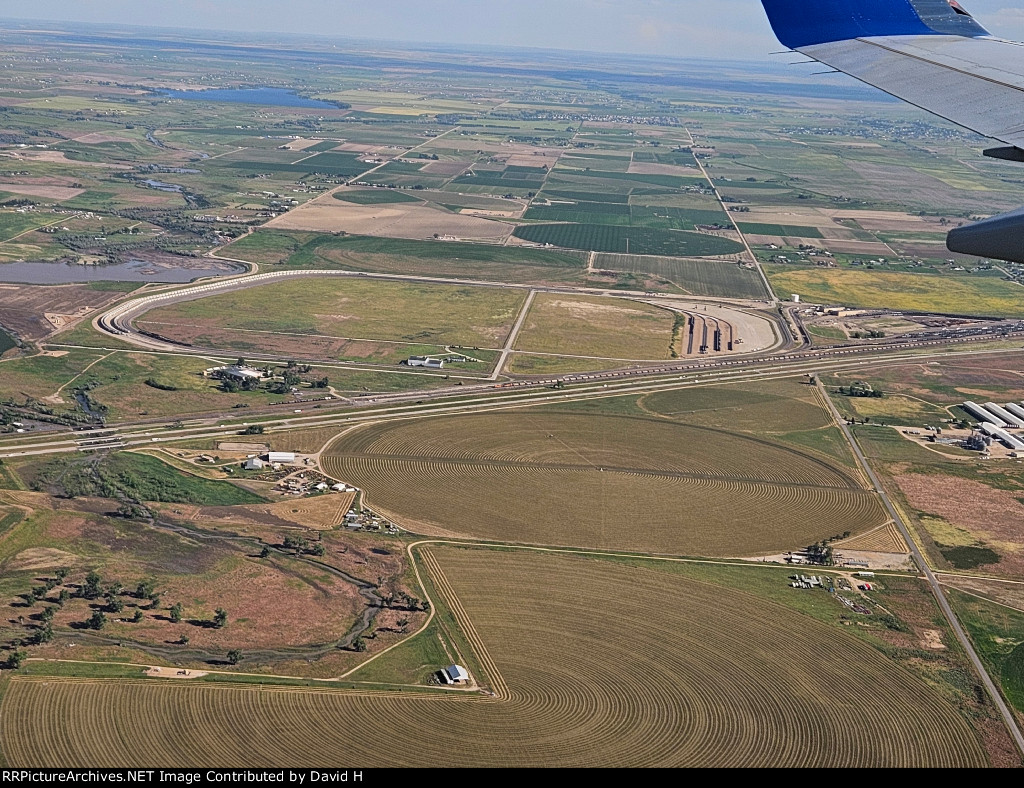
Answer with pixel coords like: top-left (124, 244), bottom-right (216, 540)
top-left (835, 522), bottom-right (909, 553)
top-left (322, 413), bottom-right (885, 555)
top-left (332, 413), bottom-right (863, 489)
top-left (1, 548), bottom-right (987, 767)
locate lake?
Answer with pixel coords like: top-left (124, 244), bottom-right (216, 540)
top-left (157, 87), bottom-right (337, 108)
top-left (0, 259), bottom-right (245, 285)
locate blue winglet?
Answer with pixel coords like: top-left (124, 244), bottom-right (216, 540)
top-left (761, 0), bottom-right (989, 49)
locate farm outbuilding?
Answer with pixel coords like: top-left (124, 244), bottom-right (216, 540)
top-left (1004, 403), bottom-right (1024, 422)
top-left (979, 422), bottom-right (1024, 450)
top-left (267, 452), bottom-right (296, 464)
top-left (962, 401), bottom-right (1006, 427)
top-left (243, 457), bottom-right (264, 471)
top-left (212, 364), bottom-right (263, 382)
top-left (443, 664), bottom-right (469, 684)
top-left (407, 356), bottom-right (444, 369)
top-left (982, 402), bottom-right (1022, 428)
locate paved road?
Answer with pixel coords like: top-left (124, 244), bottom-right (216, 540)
top-left (817, 377), bottom-right (1024, 757)
top-left (5, 343), bottom-right (1024, 462)
top-left (493, 289), bottom-right (536, 379)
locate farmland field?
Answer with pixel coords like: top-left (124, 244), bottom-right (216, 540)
top-left (138, 278), bottom-right (527, 350)
top-left (223, 231), bottom-right (588, 283)
top-left (513, 293), bottom-right (676, 360)
top-left (594, 253), bottom-right (768, 299)
top-left (321, 411), bottom-right (886, 555)
top-left (766, 267), bottom-right (1024, 316)
top-left (333, 189), bottom-right (424, 205)
top-left (4, 21), bottom-right (1024, 768)
top-left (0, 547), bottom-right (989, 767)
top-left (737, 222), bottom-right (824, 238)
top-left (513, 224), bottom-right (743, 257)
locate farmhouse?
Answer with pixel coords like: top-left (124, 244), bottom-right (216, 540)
top-left (209, 364), bottom-right (263, 382)
top-left (406, 356), bottom-right (444, 369)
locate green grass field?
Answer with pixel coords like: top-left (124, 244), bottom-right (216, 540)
top-left (514, 293), bottom-right (675, 360)
top-left (947, 589), bottom-right (1024, 713)
top-left (140, 278), bottom-right (527, 349)
top-left (29, 451), bottom-right (264, 505)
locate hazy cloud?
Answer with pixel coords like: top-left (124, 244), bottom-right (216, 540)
top-left (0, 0), bottom-right (782, 59)
top-left (3, 1), bottom-right (1021, 60)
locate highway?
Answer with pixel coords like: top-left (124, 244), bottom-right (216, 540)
top-left (4, 341), bottom-right (1024, 460)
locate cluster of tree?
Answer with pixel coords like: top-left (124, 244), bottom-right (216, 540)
top-left (281, 535), bottom-right (326, 557)
top-left (143, 378), bottom-right (178, 391)
top-left (803, 531), bottom-right (850, 566)
top-left (0, 401), bottom-right (94, 425)
top-left (804, 541), bottom-right (835, 566)
top-left (72, 380), bottom-right (108, 419)
top-left (380, 589), bottom-right (428, 612)
top-left (220, 377), bottom-right (261, 393)
top-left (838, 385), bottom-right (884, 398)
top-left (169, 602), bottom-right (226, 629)
top-left (849, 330), bottom-right (885, 339)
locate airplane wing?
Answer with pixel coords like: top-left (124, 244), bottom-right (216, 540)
top-left (760, 0), bottom-right (1024, 263)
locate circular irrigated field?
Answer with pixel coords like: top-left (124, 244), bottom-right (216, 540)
top-left (322, 412), bottom-right (887, 555)
top-left (1, 548), bottom-right (988, 767)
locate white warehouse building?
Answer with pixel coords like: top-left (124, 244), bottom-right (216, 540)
top-left (983, 402), bottom-right (1022, 428)
top-left (963, 401), bottom-right (1006, 427)
top-left (1004, 403), bottom-right (1024, 422)
top-left (979, 422), bottom-right (1024, 450)
top-left (266, 452), bottom-right (296, 464)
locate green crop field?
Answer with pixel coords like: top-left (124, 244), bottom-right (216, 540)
top-left (321, 411), bottom-right (886, 556)
top-left (513, 293), bottom-right (676, 360)
top-left (0, 547), bottom-right (988, 767)
top-left (223, 231), bottom-right (587, 283)
top-left (594, 254), bottom-right (768, 299)
top-left (0, 327), bottom-right (16, 354)
top-left (0, 213), bottom-right (53, 242)
top-left (333, 190), bottom-right (424, 205)
top-left (513, 224), bottom-right (743, 257)
top-left (767, 267), bottom-right (1024, 317)
top-left (738, 223), bottom-right (824, 238)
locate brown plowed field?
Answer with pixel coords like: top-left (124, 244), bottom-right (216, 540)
top-left (321, 412), bottom-right (887, 555)
top-left (894, 472), bottom-right (1024, 576)
top-left (0, 284), bottom-right (122, 340)
top-left (0, 548), bottom-right (988, 767)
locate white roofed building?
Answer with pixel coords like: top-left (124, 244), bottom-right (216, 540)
top-left (444, 664), bottom-right (470, 684)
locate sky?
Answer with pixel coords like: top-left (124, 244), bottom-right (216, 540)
top-left (3, 1), bottom-right (1024, 60)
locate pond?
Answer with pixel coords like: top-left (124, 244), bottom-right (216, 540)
top-left (0, 259), bottom-right (245, 285)
top-left (157, 87), bottom-right (337, 108)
